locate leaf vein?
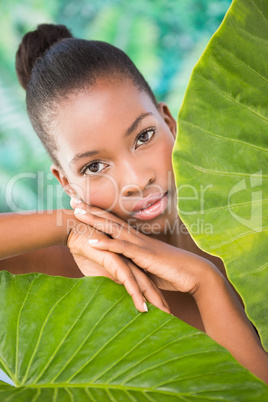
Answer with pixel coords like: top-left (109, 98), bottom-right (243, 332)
top-left (249, 0), bottom-right (268, 26)
top-left (53, 387), bottom-right (58, 402)
top-left (180, 199), bottom-right (268, 215)
top-left (67, 300), bottom-right (140, 382)
top-left (118, 332), bottom-right (203, 385)
top-left (15, 274), bottom-right (41, 380)
top-left (126, 390), bottom-right (139, 402)
top-left (32, 388), bottom-right (41, 402)
top-left (22, 281), bottom-right (81, 384)
top-left (156, 368), bottom-right (242, 388)
top-left (177, 159), bottom-right (268, 178)
top-left (122, 347), bottom-right (220, 385)
top-left (179, 119), bottom-right (268, 152)
top-left (217, 43), bottom-right (268, 84)
top-left (33, 278), bottom-right (106, 384)
top-left (97, 316), bottom-right (174, 384)
top-left (106, 388), bottom-right (116, 401)
top-left (51, 292), bottom-right (128, 383)
top-left (211, 226), bottom-right (268, 250)
top-left (85, 387), bottom-right (96, 402)
top-left (65, 387), bottom-right (74, 402)
top-left (196, 72), bottom-right (268, 123)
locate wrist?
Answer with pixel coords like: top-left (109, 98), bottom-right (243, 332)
top-left (0, 209), bottom-right (76, 260)
top-left (60, 208), bottom-right (76, 246)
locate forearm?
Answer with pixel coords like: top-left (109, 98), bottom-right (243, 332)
top-left (194, 265), bottom-right (268, 383)
top-left (0, 209), bottom-right (74, 260)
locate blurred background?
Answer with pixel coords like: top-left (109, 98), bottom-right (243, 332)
top-left (0, 0), bottom-right (232, 212)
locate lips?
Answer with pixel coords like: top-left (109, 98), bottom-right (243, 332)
top-left (131, 191), bottom-right (168, 220)
top-left (132, 192), bottom-right (167, 212)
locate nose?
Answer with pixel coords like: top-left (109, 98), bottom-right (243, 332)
top-left (120, 157), bottom-right (155, 197)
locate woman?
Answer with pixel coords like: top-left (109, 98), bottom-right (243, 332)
top-left (1, 24), bottom-right (267, 383)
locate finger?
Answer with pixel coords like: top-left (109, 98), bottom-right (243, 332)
top-left (77, 262), bottom-right (120, 282)
top-left (88, 238), bottom-right (152, 271)
top-left (70, 219), bottom-right (109, 241)
top-left (100, 252), bottom-right (150, 313)
top-left (70, 197), bottom-right (83, 209)
top-left (74, 207), bottom-right (142, 243)
top-left (69, 228), bottom-right (149, 313)
top-left (80, 243), bottom-right (149, 313)
top-left (130, 264), bottom-right (171, 315)
top-left (71, 199), bottom-right (128, 227)
top-left (71, 198), bottom-right (147, 240)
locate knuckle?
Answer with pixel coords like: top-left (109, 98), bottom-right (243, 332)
top-left (102, 252), bottom-right (114, 269)
top-left (142, 288), bottom-right (154, 299)
top-left (111, 257), bottom-right (124, 278)
top-left (127, 290), bottom-right (136, 298)
top-left (92, 218), bottom-right (104, 233)
top-left (122, 272), bottom-right (136, 286)
top-left (113, 266), bottom-right (119, 280)
top-left (146, 281), bottom-right (157, 291)
top-left (89, 206), bottom-right (99, 214)
top-left (121, 239), bottom-right (129, 248)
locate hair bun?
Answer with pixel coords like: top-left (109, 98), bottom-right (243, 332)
top-left (16, 23), bottom-right (73, 90)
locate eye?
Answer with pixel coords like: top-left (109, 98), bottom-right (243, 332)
top-left (135, 128), bottom-right (155, 149)
top-left (82, 161), bottom-right (108, 176)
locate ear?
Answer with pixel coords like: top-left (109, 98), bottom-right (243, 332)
top-left (157, 102), bottom-right (177, 139)
top-left (50, 165), bottom-right (77, 198)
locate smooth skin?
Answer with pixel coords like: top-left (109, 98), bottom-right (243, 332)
top-left (1, 77), bottom-right (268, 383)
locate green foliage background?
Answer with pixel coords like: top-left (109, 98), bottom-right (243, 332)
top-left (0, 0), bottom-right (231, 212)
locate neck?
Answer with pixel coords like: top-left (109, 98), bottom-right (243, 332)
top-left (150, 214), bottom-right (181, 248)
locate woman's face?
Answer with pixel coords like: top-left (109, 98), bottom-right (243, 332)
top-left (52, 78), bottom-right (178, 234)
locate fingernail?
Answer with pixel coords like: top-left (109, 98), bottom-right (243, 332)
top-left (74, 208), bottom-right (87, 215)
top-left (143, 302), bottom-right (148, 313)
top-left (71, 197), bottom-right (81, 204)
top-left (88, 239), bottom-right (99, 245)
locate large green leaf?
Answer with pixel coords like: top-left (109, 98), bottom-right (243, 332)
top-left (173, 0), bottom-right (268, 349)
top-left (0, 271), bottom-right (267, 400)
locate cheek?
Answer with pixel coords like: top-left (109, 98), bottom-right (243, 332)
top-left (154, 135), bottom-right (176, 195)
top-left (80, 177), bottom-right (119, 210)
top-left (154, 136), bottom-right (174, 172)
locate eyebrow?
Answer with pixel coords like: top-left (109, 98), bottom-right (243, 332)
top-left (70, 150), bottom-right (100, 166)
top-left (125, 112), bottom-right (153, 137)
top-left (69, 112), bottom-right (153, 166)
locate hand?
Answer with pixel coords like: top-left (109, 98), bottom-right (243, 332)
top-left (70, 203), bottom-right (268, 385)
top-left (67, 208), bottom-right (171, 315)
top-left (71, 201), bottom-right (218, 296)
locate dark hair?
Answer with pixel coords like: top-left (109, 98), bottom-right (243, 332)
top-left (16, 24), bottom-right (157, 166)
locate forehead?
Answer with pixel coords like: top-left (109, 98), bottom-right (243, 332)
top-left (56, 80), bottom-right (157, 135)
top-left (53, 79), bottom-right (159, 159)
